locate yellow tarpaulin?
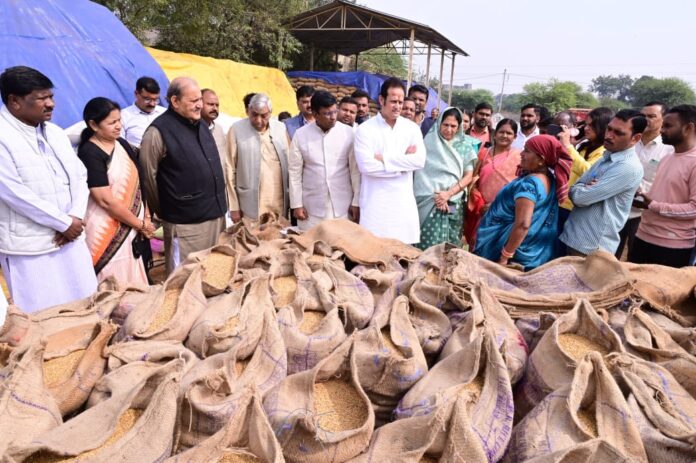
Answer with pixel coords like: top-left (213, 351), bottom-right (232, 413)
top-left (147, 47), bottom-right (297, 118)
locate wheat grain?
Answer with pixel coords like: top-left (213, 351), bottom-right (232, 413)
top-left (300, 311), bottom-right (325, 334)
top-left (203, 252), bottom-right (236, 289)
top-left (273, 276), bottom-right (297, 307)
top-left (558, 333), bottom-right (609, 362)
top-left (218, 450), bottom-right (260, 463)
top-left (43, 349), bottom-right (86, 387)
top-left (577, 407), bottom-right (598, 437)
top-left (145, 288), bottom-right (180, 334)
top-left (313, 378), bottom-right (368, 432)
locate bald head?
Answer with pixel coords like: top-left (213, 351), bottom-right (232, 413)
top-left (167, 77), bottom-right (202, 122)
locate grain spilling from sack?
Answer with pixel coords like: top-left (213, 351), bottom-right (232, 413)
top-left (380, 328), bottom-right (404, 359)
top-left (576, 407), bottom-right (597, 437)
top-left (203, 252), bottom-right (236, 289)
top-left (460, 375), bottom-right (484, 400)
top-left (27, 408), bottom-right (143, 463)
top-left (300, 311), bottom-right (325, 334)
top-left (558, 333), bottom-right (609, 361)
top-left (273, 276), bottom-right (297, 307)
top-left (218, 450), bottom-right (260, 463)
top-left (145, 288), bottom-right (180, 334)
top-left (314, 378), bottom-right (369, 432)
top-left (42, 349), bottom-right (85, 387)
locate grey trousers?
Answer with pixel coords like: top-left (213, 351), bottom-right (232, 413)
top-left (163, 216), bottom-right (226, 275)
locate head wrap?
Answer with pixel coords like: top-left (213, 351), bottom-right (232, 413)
top-left (524, 135), bottom-right (573, 203)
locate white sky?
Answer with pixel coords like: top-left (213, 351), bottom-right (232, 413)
top-left (361, 0), bottom-right (696, 95)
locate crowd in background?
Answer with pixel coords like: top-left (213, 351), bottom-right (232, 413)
top-left (1, 65), bottom-right (695, 315)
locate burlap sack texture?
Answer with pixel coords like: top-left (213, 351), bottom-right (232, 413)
top-left (43, 320), bottom-right (117, 415)
top-left (607, 352), bottom-right (696, 462)
top-left (263, 337), bottom-right (375, 463)
top-left (515, 312), bottom-right (558, 355)
top-left (183, 244), bottom-right (240, 297)
top-left (504, 352), bottom-right (648, 463)
top-left (623, 306), bottom-right (696, 398)
top-left (354, 295), bottom-right (428, 425)
top-left (117, 262), bottom-right (207, 342)
top-left (166, 387), bottom-right (284, 463)
top-left (177, 305), bottom-right (286, 449)
top-left (0, 339), bottom-right (62, 455)
top-left (6, 359), bottom-right (184, 462)
top-left (395, 319), bottom-right (514, 463)
top-left (398, 277), bottom-right (453, 358)
top-left (350, 258), bottom-right (407, 326)
top-left (515, 299), bottom-right (624, 420)
top-left (186, 276), bottom-right (270, 359)
top-left (349, 393), bottom-right (488, 463)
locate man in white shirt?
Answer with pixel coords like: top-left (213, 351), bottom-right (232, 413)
top-left (289, 91), bottom-right (360, 231)
top-left (512, 103), bottom-right (540, 150)
top-left (0, 66), bottom-right (97, 312)
top-left (354, 77), bottom-right (426, 244)
top-left (120, 76), bottom-right (166, 148)
top-left (616, 101), bottom-right (674, 258)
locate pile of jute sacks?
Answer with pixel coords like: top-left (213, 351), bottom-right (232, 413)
top-left (287, 77), bottom-right (379, 115)
top-left (2, 215), bottom-right (696, 462)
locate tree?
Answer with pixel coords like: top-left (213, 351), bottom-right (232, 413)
top-left (521, 79), bottom-right (598, 113)
top-left (498, 93), bottom-right (526, 114)
top-left (589, 74), bottom-right (634, 102)
top-left (451, 89), bottom-right (495, 111)
top-left (356, 49), bottom-right (407, 79)
top-left (597, 97), bottom-right (630, 111)
top-left (629, 76), bottom-right (696, 107)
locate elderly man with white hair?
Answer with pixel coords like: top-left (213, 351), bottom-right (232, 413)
top-left (226, 93), bottom-right (290, 223)
top-left (140, 76), bottom-right (227, 275)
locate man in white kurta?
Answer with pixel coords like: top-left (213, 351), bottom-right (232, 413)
top-left (354, 78), bottom-right (426, 244)
top-left (289, 91), bottom-right (360, 231)
top-left (0, 66), bottom-right (96, 312)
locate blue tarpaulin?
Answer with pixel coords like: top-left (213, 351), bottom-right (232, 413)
top-left (286, 70), bottom-right (449, 114)
top-left (0, 0), bottom-right (169, 128)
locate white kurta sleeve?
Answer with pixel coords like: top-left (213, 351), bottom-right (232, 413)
top-left (382, 124), bottom-right (426, 173)
top-left (354, 124), bottom-right (399, 178)
top-left (288, 134), bottom-right (304, 209)
top-left (0, 144), bottom-right (72, 232)
top-left (66, 142), bottom-right (90, 219)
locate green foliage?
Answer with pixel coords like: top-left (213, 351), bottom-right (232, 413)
top-left (589, 74), bottom-right (634, 102)
top-left (629, 76), bottom-right (696, 107)
top-left (451, 89), bottom-right (495, 111)
top-left (357, 49), bottom-right (407, 79)
top-left (499, 93), bottom-right (528, 113)
top-left (521, 79), bottom-right (597, 113)
top-left (597, 97), bottom-right (630, 111)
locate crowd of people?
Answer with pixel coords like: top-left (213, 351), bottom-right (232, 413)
top-left (1, 64), bottom-right (695, 315)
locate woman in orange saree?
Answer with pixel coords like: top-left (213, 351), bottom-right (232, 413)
top-left (78, 98), bottom-right (155, 285)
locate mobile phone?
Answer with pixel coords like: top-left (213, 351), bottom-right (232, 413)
top-left (546, 124), bottom-right (563, 137)
top-left (447, 203), bottom-right (457, 214)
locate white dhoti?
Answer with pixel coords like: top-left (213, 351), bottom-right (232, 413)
top-left (0, 239), bottom-right (97, 313)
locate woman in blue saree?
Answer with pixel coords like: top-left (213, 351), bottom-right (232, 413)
top-left (474, 135), bottom-right (572, 269)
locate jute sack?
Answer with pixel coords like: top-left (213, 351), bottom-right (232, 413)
top-left (448, 283), bottom-right (528, 384)
top-left (43, 320), bottom-right (117, 416)
top-left (165, 388), bottom-right (284, 463)
top-left (117, 263), bottom-right (207, 342)
top-left (300, 241), bottom-right (345, 272)
top-left (88, 342), bottom-right (199, 407)
top-left (521, 439), bottom-right (633, 463)
top-left (399, 277), bottom-right (453, 357)
top-left (290, 218), bottom-right (421, 268)
top-left (277, 303), bottom-right (347, 375)
top-left (354, 296), bottom-right (428, 424)
top-left (314, 259), bottom-right (374, 331)
top-left (186, 277), bottom-right (270, 358)
top-left (178, 306), bottom-right (287, 449)
top-left (216, 219), bottom-right (260, 256)
top-left (183, 244), bottom-right (239, 297)
top-left (0, 339), bottom-right (62, 455)
top-left (503, 352), bottom-right (648, 463)
top-left (0, 305), bottom-right (32, 347)
top-left (349, 393), bottom-right (487, 463)
top-left (623, 307), bottom-right (696, 397)
top-left (515, 299), bottom-right (624, 420)
top-left (236, 238), bottom-right (290, 272)
top-left (268, 250), bottom-right (325, 311)
top-left (395, 326), bottom-right (514, 462)
top-left (244, 211), bottom-right (291, 241)
top-left (444, 249), bottom-right (634, 317)
top-left (7, 359), bottom-right (183, 462)
top-left (350, 258), bottom-right (407, 326)
top-left (622, 262), bottom-right (696, 324)
top-left (405, 243), bottom-right (451, 285)
top-left (607, 352), bottom-right (696, 462)
top-left (263, 338), bottom-right (375, 463)
top-left (515, 312), bottom-right (558, 355)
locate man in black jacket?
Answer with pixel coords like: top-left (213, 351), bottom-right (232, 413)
top-left (140, 77), bottom-right (227, 274)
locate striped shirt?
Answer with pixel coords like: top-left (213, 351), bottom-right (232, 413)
top-left (560, 147), bottom-right (643, 254)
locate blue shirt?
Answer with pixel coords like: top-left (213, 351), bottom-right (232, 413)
top-left (284, 114), bottom-right (308, 140)
top-left (560, 147), bottom-right (643, 255)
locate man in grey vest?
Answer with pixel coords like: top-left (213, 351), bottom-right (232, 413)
top-left (140, 77), bottom-right (227, 275)
top-left (226, 93), bottom-right (290, 223)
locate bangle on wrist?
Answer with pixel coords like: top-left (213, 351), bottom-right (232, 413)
top-left (500, 247), bottom-right (515, 259)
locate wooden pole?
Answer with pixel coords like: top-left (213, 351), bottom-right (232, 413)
top-left (448, 53), bottom-right (456, 105)
top-left (498, 68), bottom-right (508, 113)
top-left (437, 48), bottom-right (445, 106)
top-left (425, 43), bottom-right (432, 86)
top-left (407, 28), bottom-right (415, 89)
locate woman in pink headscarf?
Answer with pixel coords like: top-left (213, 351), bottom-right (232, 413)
top-left (473, 135), bottom-right (572, 270)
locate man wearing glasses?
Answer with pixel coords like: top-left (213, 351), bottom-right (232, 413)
top-left (226, 93), bottom-right (290, 224)
top-left (289, 91), bottom-right (360, 230)
top-left (121, 76), bottom-right (165, 148)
